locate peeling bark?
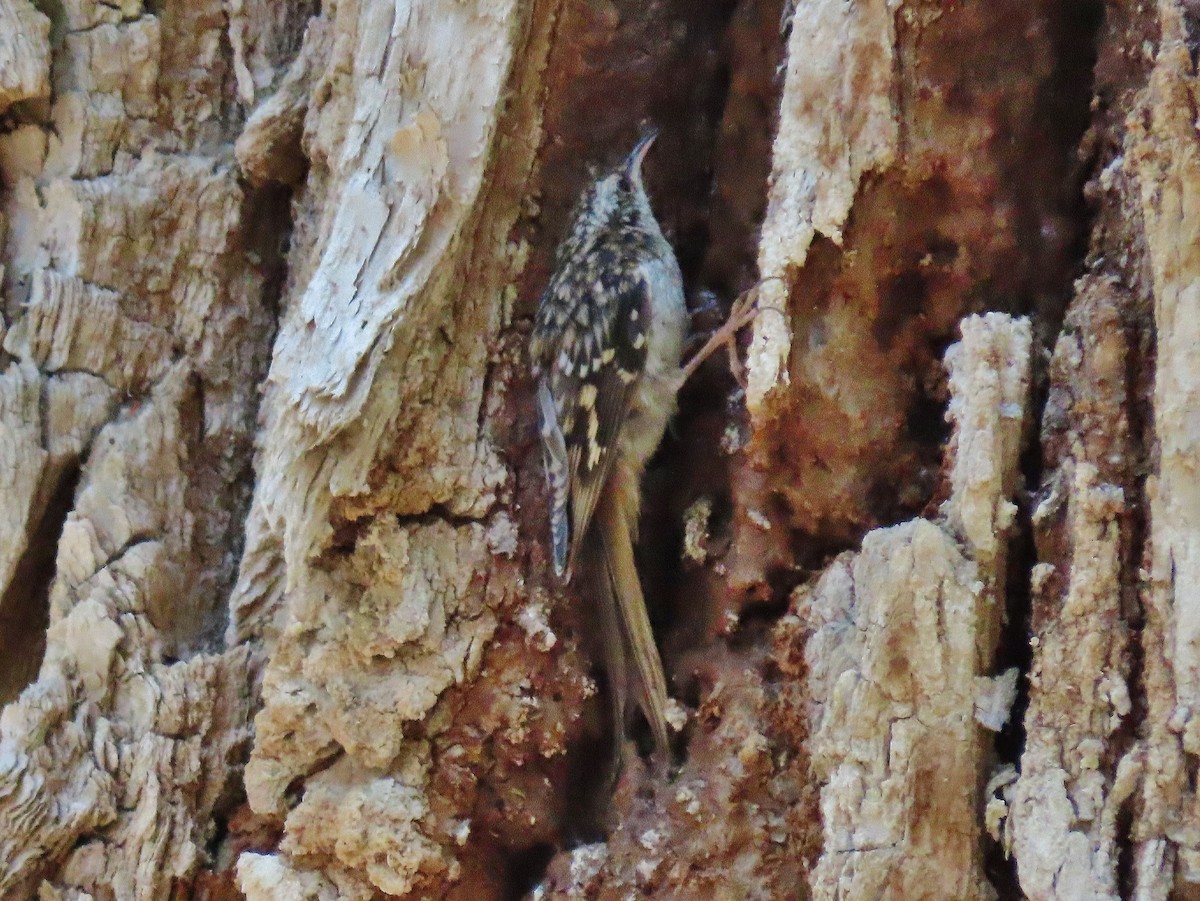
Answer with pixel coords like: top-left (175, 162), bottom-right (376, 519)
top-left (1125, 4), bottom-right (1200, 893)
top-left (795, 314), bottom-right (1030, 901)
top-left (0, 0), bottom-right (274, 895)
top-left (1006, 278), bottom-right (1135, 900)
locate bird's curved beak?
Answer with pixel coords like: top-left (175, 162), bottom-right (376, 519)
top-left (625, 127), bottom-right (658, 175)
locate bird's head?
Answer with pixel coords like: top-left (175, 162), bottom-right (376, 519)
top-left (561, 129), bottom-right (660, 254)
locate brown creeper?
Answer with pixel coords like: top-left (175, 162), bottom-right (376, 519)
top-left (531, 130), bottom-right (756, 757)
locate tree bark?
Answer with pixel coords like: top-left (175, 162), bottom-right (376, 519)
top-left (0, 0), bottom-right (1195, 899)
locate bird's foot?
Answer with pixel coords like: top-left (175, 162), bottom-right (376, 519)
top-left (676, 284), bottom-right (761, 390)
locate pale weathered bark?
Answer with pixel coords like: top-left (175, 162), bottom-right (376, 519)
top-left (0, 0), bottom-right (277, 897)
top-left (1123, 6), bottom-right (1200, 893)
top-left (1, 0), bottom-right (1198, 899)
top-left (1004, 277), bottom-right (1135, 901)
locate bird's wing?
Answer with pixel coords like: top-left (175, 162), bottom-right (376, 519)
top-left (533, 255), bottom-right (650, 579)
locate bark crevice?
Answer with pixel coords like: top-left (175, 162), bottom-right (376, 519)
top-left (0, 457), bottom-right (77, 704)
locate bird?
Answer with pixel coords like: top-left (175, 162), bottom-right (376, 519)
top-left (531, 128), bottom-right (758, 761)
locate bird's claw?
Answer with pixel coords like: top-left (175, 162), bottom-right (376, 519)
top-left (677, 285), bottom-right (761, 390)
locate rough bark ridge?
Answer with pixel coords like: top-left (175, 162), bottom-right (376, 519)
top-left (234, 2), bottom-right (593, 897)
top-left (0, 0), bottom-right (280, 896)
top-left (1, 0), bottom-right (1198, 899)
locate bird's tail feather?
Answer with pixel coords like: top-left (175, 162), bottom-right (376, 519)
top-left (594, 461), bottom-right (671, 758)
top-left (588, 539), bottom-right (631, 774)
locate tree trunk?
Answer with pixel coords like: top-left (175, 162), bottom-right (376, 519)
top-left (0, 0), bottom-right (1194, 899)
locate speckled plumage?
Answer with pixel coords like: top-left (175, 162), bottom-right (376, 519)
top-left (531, 131), bottom-right (687, 580)
top-left (531, 131), bottom-right (686, 757)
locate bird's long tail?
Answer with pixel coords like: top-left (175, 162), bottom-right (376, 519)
top-left (592, 459), bottom-right (671, 758)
